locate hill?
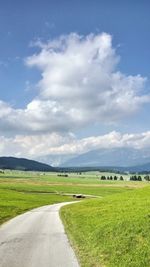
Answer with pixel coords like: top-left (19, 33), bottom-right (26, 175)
top-left (0, 157), bottom-right (55, 172)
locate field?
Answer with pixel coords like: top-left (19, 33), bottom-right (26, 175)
top-left (61, 186), bottom-right (150, 267)
top-left (0, 170), bottom-right (137, 225)
top-left (1, 170), bottom-right (150, 266)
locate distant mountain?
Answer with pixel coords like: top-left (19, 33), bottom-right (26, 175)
top-left (1, 154), bottom-right (149, 173)
top-left (58, 163), bottom-right (150, 173)
top-left (0, 157), bottom-right (55, 172)
top-left (126, 162), bottom-right (150, 173)
top-left (36, 154), bottom-right (74, 167)
top-left (62, 147), bottom-right (150, 168)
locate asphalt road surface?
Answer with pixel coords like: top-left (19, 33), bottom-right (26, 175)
top-left (0, 202), bottom-right (79, 267)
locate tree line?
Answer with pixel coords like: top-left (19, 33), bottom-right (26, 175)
top-left (100, 175), bottom-right (150, 181)
top-left (100, 175), bottom-right (124, 181)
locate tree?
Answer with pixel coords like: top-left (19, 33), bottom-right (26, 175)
top-left (144, 175), bottom-right (150, 181)
top-left (101, 175), bottom-right (106, 180)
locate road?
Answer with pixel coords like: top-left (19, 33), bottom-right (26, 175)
top-left (0, 202), bottom-right (79, 267)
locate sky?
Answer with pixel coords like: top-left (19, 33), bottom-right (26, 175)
top-left (0, 0), bottom-right (150, 163)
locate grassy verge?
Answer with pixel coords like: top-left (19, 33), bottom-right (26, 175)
top-left (61, 186), bottom-right (150, 267)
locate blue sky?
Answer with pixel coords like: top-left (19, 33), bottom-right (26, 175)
top-left (0, 0), bottom-right (150, 161)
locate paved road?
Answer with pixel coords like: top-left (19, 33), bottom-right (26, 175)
top-left (0, 202), bottom-right (79, 267)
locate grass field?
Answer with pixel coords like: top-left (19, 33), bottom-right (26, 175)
top-left (0, 188), bottom-right (74, 225)
top-left (0, 170), bottom-right (137, 225)
top-left (0, 170), bottom-right (138, 198)
top-left (61, 186), bottom-right (150, 267)
top-left (1, 170), bottom-right (150, 267)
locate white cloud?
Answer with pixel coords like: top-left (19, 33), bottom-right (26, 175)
top-left (0, 33), bottom-right (150, 162)
top-left (0, 32), bottom-right (149, 136)
top-left (0, 132), bottom-right (74, 157)
top-left (26, 33), bottom-right (149, 126)
top-left (1, 131), bottom-right (150, 160)
top-left (44, 131), bottom-right (150, 155)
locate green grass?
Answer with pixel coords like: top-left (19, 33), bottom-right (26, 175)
top-left (0, 171), bottom-right (135, 225)
top-left (61, 186), bottom-right (150, 267)
top-left (1, 169), bottom-right (149, 267)
top-left (0, 181), bottom-right (132, 197)
top-left (0, 188), bottom-right (74, 225)
top-left (0, 169), bottom-right (146, 183)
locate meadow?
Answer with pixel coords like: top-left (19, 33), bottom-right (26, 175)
top-left (61, 186), bottom-right (150, 267)
top-left (1, 170), bottom-right (150, 266)
top-left (0, 170), bottom-right (136, 225)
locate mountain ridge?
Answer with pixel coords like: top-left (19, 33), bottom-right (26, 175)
top-left (62, 147), bottom-right (150, 168)
top-left (0, 156), bottom-right (55, 172)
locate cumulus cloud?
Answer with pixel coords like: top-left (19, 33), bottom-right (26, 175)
top-left (0, 32), bottom-right (150, 162)
top-left (0, 32), bottom-right (149, 135)
top-left (26, 33), bottom-right (149, 126)
top-left (1, 131), bottom-right (150, 160)
top-left (44, 131), bottom-right (150, 155)
top-left (0, 132), bottom-right (74, 157)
